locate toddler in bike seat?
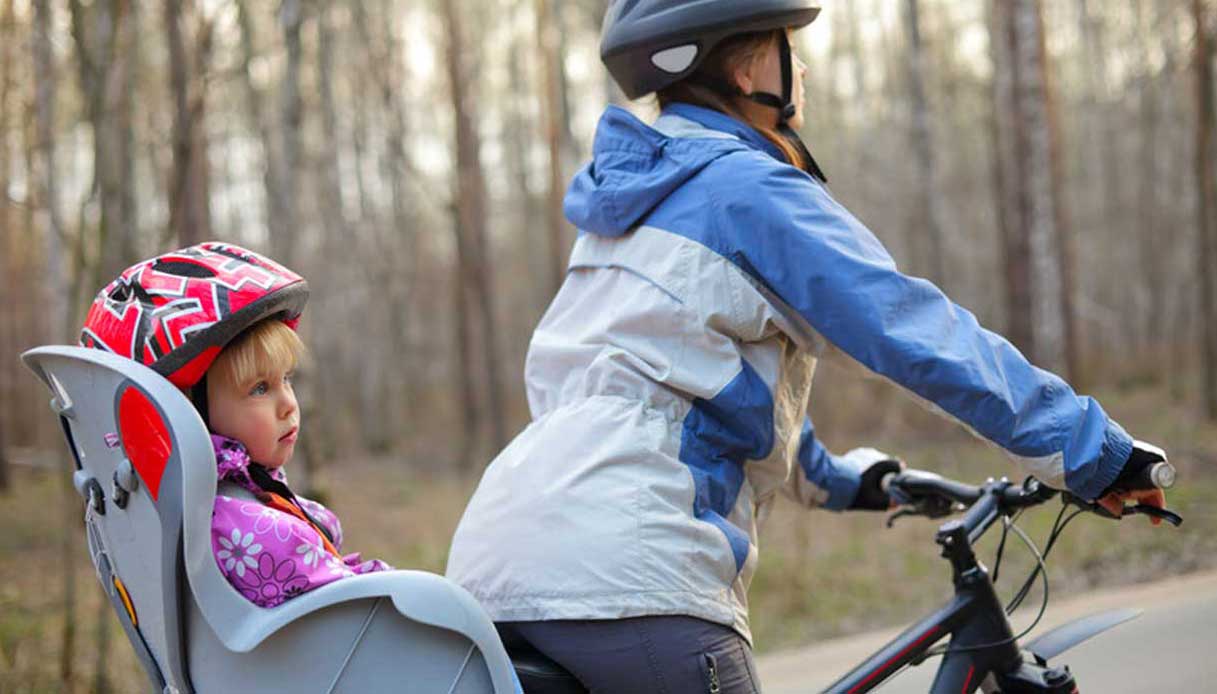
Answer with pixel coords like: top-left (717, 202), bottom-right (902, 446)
top-left (80, 242), bottom-right (390, 607)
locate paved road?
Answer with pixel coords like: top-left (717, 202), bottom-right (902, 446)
top-left (757, 570), bottom-right (1217, 692)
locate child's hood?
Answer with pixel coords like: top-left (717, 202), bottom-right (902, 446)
top-left (211, 434), bottom-right (285, 494)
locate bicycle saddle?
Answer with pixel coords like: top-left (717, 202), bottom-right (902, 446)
top-left (498, 624), bottom-right (586, 694)
top-left (509, 647), bottom-right (586, 694)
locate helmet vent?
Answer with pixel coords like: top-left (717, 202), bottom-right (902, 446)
top-left (152, 260), bottom-right (216, 278)
top-left (651, 44), bottom-right (698, 74)
top-left (108, 284), bottom-right (133, 302)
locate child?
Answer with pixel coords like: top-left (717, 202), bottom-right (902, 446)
top-left (81, 242), bottom-right (389, 608)
top-left (205, 318), bottom-right (390, 606)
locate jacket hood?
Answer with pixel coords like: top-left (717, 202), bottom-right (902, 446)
top-left (564, 104), bottom-right (775, 237)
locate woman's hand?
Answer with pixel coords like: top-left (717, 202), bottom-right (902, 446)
top-left (849, 457), bottom-right (905, 511)
top-left (1097, 441), bottom-right (1170, 526)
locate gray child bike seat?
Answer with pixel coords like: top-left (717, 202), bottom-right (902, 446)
top-left (23, 345), bottom-right (522, 694)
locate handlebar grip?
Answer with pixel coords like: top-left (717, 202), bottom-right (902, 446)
top-left (880, 472), bottom-right (897, 494)
top-left (1129, 462), bottom-right (1176, 490)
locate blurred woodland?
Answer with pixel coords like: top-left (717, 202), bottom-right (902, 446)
top-left (1, 0), bottom-right (1217, 691)
top-left (0, 0), bottom-right (1215, 479)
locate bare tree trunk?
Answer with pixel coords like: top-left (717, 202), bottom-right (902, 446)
top-left (1075, 0), bottom-right (1123, 251)
top-left (989, 0), bottom-right (1074, 378)
top-left (442, 0), bottom-right (507, 464)
top-left (1039, 7), bottom-right (1082, 385)
top-left (845, 0), bottom-right (872, 201)
top-left (39, 6), bottom-right (79, 669)
top-left (375, 0), bottom-right (417, 443)
top-left (1134, 0), bottom-right (1168, 364)
top-left (309, 0), bottom-right (347, 463)
top-left (236, 0), bottom-right (289, 251)
top-left (0, 417), bottom-right (7, 492)
top-left (33, 7), bottom-right (78, 683)
top-left (34, 1), bottom-right (68, 342)
top-left (505, 6), bottom-right (547, 314)
top-left (348, 0), bottom-right (418, 450)
top-left (33, 4), bottom-right (81, 676)
top-left (452, 218), bottom-right (478, 470)
top-left (164, 0), bottom-right (212, 246)
top-left (276, 0), bottom-right (303, 268)
top-left (119, 0), bottom-right (138, 265)
top-left (1195, 0), bottom-right (1217, 419)
top-left (537, 0), bottom-right (568, 298)
top-left (903, 0), bottom-right (948, 287)
top-left (69, 0), bottom-right (138, 290)
top-left (990, 0), bottom-right (1033, 354)
top-left (0, 0), bottom-right (14, 492)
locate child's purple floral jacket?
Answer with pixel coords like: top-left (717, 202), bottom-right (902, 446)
top-left (211, 435), bottom-right (390, 607)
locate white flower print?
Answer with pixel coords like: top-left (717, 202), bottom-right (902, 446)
top-left (239, 502), bottom-right (294, 542)
top-left (216, 529), bottom-right (263, 578)
top-left (325, 555), bottom-right (355, 578)
top-left (296, 538), bottom-right (325, 568)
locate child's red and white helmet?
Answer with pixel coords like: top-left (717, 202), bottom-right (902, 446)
top-left (80, 242), bottom-right (309, 389)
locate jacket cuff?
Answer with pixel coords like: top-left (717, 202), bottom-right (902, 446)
top-left (1073, 421), bottom-right (1134, 501)
top-left (821, 448), bottom-right (883, 511)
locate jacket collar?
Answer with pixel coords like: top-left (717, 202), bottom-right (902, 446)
top-left (211, 434), bottom-right (286, 494)
top-left (660, 102), bottom-right (786, 162)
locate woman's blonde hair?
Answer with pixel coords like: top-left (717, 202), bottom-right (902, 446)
top-left (656, 29), bottom-right (806, 169)
top-left (209, 318), bottom-right (305, 388)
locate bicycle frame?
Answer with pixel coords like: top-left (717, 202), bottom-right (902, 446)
top-left (824, 487), bottom-right (1078, 694)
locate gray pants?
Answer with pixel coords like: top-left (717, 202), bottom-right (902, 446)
top-left (497, 615), bottom-right (762, 694)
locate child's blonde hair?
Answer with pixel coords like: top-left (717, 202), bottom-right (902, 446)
top-left (209, 318), bottom-right (305, 388)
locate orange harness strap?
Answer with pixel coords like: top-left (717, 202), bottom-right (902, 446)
top-left (263, 492), bottom-right (342, 559)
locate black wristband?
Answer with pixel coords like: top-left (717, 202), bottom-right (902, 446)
top-left (849, 459), bottom-right (903, 511)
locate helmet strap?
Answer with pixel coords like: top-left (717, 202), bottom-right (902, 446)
top-left (745, 31), bottom-right (796, 123)
top-left (191, 373), bottom-right (211, 429)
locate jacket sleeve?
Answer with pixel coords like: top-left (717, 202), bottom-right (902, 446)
top-left (715, 161), bottom-right (1132, 500)
top-left (783, 417), bottom-right (897, 510)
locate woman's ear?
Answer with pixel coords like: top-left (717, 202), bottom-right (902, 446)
top-left (733, 65), bottom-right (754, 95)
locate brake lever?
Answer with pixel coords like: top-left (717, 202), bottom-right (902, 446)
top-left (885, 496), bottom-right (960, 528)
top-left (885, 508), bottom-right (920, 528)
top-left (1062, 492), bottom-right (1183, 527)
top-left (1128, 504), bottom-right (1183, 527)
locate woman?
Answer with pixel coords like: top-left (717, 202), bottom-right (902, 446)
top-left (447, 2), bottom-right (1168, 691)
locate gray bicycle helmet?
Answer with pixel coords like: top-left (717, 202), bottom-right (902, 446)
top-left (601, 0), bottom-right (821, 100)
top-left (600, 0), bottom-right (828, 182)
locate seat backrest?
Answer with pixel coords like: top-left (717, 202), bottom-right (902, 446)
top-left (24, 346), bottom-right (522, 694)
top-left (23, 345), bottom-right (206, 691)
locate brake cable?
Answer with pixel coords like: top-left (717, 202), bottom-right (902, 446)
top-left (990, 507), bottom-right (1024, 584)
top-left (1007, 501), bottom-right (1085, 613)
top-left (912, 514), bottom-right (1052, 663)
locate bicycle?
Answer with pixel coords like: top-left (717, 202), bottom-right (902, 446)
top-left (507, 464), bottom-right (1180, 693)
top-left (820, 465), bottom-right (1181, 693)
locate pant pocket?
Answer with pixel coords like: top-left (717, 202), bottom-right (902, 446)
top-left (699, 643), bottom-right (759, 694)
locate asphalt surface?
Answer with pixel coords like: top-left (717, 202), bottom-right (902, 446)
top-left (757, 570), bottom-right (1217, 692)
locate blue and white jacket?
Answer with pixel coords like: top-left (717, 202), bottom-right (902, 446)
top-left (445, 103), bottom-right (1134, 642)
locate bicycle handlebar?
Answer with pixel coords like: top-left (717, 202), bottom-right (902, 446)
top-left (881, 462), bottom-right (1182, 533)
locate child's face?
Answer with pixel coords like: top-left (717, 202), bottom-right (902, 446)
top-left (207, 366), bottom-right (299, 469)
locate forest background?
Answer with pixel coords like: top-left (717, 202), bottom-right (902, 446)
top-left (2, 0), bottom-right (1217, 691)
